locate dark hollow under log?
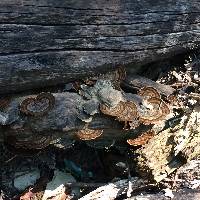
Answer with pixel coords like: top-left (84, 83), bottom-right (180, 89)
top-left (1, 0), bottom-right (200, 93)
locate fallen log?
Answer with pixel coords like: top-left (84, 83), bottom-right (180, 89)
top-left (1, 0), bottom-right (200, 93)
top-left (2, 1), bottom-right (200, 198)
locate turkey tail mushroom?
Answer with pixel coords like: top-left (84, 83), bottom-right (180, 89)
top-left (116, 101), bottom-right (138, 122)
top-left (100, 101), bottom-right (140, 129)
top-left (127, 130), bottom-right (155, 146)
top-left (76, 128), bottom-right (103, 140)
top-left (20, 93), bottom-right (55, 117)
top-left (139, 97), bottom-right (170, 125)
top-left (113, 67), bottom-right (126, 82)
top-left (138, 86), bottom-right (160, 100)
top-left (100, 101), bottom-right (139, 122)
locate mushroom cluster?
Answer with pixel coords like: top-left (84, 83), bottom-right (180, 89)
top-left (71, 67), bottom-right (126, 92)
top-left (99, 86), bottom-right (172, 145)
top-left (16, 76), bottom-right (172, 146)
top-left (100, 101), bottom-right (139, 129)
top-left (76, 86), bottom-right (172, 144)
top-left (100, 86), bottom-right (171, 128)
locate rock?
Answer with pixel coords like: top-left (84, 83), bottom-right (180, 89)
top-left (14, 169), bottom-right (40, 191)
top-left (42, 170), bottom-right (78, 200)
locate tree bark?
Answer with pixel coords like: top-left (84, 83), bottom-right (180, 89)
top-left (0, 0), bottom-right (200, 93)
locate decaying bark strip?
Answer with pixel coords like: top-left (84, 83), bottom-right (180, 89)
top-left (123, 75), bottom-right (175, 96)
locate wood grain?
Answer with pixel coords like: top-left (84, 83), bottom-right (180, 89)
top-left (0, 0), bottom-right (200, 93)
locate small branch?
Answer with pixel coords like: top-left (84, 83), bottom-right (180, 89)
top-left (79, 178), bottom-right (149, 200)
top-left (65, 182), bottom-right (106, 188)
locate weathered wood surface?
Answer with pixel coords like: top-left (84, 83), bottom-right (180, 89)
top-left (1, 0), bottom-right (200, 93)
top-left (126, 190), bottom-right (200, 200)
top-left (123, 75), bottom-right (175, 96)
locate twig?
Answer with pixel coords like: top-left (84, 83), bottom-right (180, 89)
top-left (4, 155), bottom-right (18, 164)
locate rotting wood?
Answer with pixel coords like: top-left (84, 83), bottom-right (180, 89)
top-left (123, 75), bottom-right (175, 96)
top-left (134, 94), bottom-right (200, 182)
top-left (0, 76), bottom-right (174, 150)
top-left (2, 62), bottom-right (200, 187)
top-left (1, 1), bottom-right (200, 199)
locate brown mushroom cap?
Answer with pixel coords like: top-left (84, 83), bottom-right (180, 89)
top-left (76, 129), bottom-right (103, 140)
top-left (114, 67), bottom-right (126, 81)
top-left (127, 130), bottom-right (155, 146)
top-left (167, 94), bottom-right (182, 107)
top-left (100, 101), bottom-right (123, 117)
top-left (138, 86), bottom-right (160, 99)
top-left (116, 101), bottom-right (138, 122)
top-left (100, 101), bottom-right (138, 122)
top-left (139, 97), bottom-right (170, 125)
top-left (20, 93), bottom-right (55, 116)
top-left (101, 67), bottom-right (126, 82)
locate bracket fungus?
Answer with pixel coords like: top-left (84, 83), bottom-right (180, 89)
top-left (100, 101), bottom-right (139, 129)
top-left (139, 97), bottom-right (170, 125)
top-left (106, 67), bottom-right (126, 90)
top-left (127, 130), bottom-right (155, 146)
top-left (20, 93), bottom-right (55, 117)
top-left (76, 128), bottom-right (103, 141)
top-left (105, 67), bottom-right (126, 82)
top-left (96, 67), bottom-right (126, 83)
top-left (116, 101), bottom-right (138, 122)
top-left (137, 87), bottom-right (171, 125)
top-left (6, 132), bottom-right (52, 150)
top-left (138, 86), bottom-right (160, 100)
top-left (100, 101), bottom-right (137, 119)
